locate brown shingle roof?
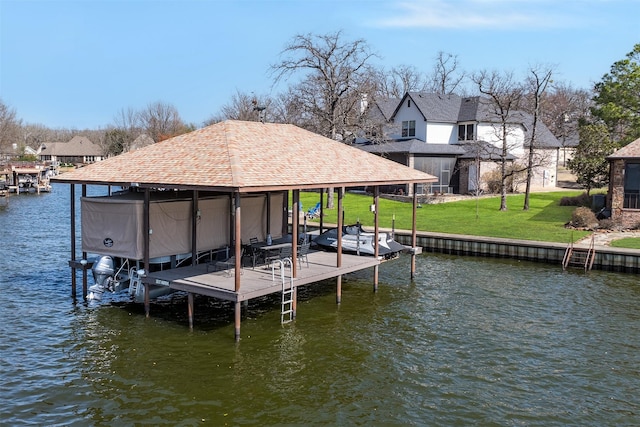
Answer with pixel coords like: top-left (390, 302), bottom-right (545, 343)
top-left (52, 120), bottom-right (436, 191)
top-left (608, 137), bottom-right (640, 159)
top-left (40, 136), bottom-right (102, 156)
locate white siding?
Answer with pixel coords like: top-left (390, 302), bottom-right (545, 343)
top-left (392, 100), bottom-right (426, 141)
top-left (426, 122), bottom-right (457, 144)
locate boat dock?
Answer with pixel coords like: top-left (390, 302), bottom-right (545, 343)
top-left (146, 251), bottom-right (379, 302)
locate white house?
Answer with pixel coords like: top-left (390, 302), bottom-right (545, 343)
top-left (359, 92), bottom-right (561, 195)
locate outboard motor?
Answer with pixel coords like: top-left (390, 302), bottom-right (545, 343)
top-left (88, 256), bottom-right (115, 301)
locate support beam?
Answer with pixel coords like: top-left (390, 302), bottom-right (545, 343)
top-left (292, 189), bottom-right (299, 278)
top-left (266, 192), bottom-right (271, 236)
top-left (81, 185), bottom-right (88, 299)
top-left (336, 187), bottom-right (343, 268)
top-left (70, 184), bottom-right (76, 300)
top-left (373, 186), bottom-right (379, 292)
top-left (336, 187), bottom-right (344, 304)
top-left (191, 190), bottom-right (198, 266)
top-left (319, 188), bottom-right (324, 234)
top-left (411, 183), bottom-right (418, 280)
top-left (234, 192), bottom-right (242, 291)
top-left (143, 188), bottom-right (151, 317)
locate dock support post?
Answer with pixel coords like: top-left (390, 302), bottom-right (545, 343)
top-left (336, 187), bottom-right (343, 305)
top-left (292, 288), bottom-right (297, 318)
top-left (188, 293), bottom-right (194, 330)
top-left (234, 301), bottom-right (241, 342)
top-left (336, 275), bottom-right (342, 304)
top-left (411, 183), bottom-right (418, 280)
top-left (373, 186), bottom-right (379, 292)
top-left (143, 188), bottom-right (151, 317)
top-left (81, 184), bottom-right (88, 299)
top-left (70, 184), bottom-right (77, 300)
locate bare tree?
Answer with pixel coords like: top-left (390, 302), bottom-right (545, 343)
top-left (471, 70), bottom-right (524, 211)
top-left (206, 90), bottom-right (272, 124)
top-left (375, 64), bottom-right (428, 98)
top-left (20, 123), bottom-right (50, 150)
top-left (0, 100), bottom-right (22, 156)
top-left (522, 65), bottom-right (554, 210)
top-left (138, 101), bottom-right (185, 143)
top-left (107, 107), bottom-right (143, 154)
top-left (271, 31), bottom-right (377, 208)
top-left (539, 82), bottom-right (592, 165)
top-left (427, 51), bottom-right (466, 95)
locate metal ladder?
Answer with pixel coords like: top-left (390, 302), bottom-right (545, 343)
top-left (272, 258), bottom-right (294, 324)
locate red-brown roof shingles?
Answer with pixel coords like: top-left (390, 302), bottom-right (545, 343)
top-left (52, 120), bottom-right (437, 191)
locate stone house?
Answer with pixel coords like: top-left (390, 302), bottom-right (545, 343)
top-left (607, 137), bottom-right (640, 228)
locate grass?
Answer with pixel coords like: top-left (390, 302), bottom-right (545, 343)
top-left (610, 238), bottom-right (640, 249)
top-left (298, 190), bottom-right (591, 244)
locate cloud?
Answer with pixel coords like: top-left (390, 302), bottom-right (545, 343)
top-left (373, 0), bottom-right (574, 30)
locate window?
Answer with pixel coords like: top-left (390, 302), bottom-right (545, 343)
top-left (402, 120), bottom-right (416, 138)
top-left (458, 123), bottom-right (475, 141)
top-left (624, 163), bottom-right (640, 208)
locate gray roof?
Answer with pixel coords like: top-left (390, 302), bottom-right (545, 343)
top-left (40, 136), bottom-right (102, 157)
top-left (358, 139), bottom-right (518, 159)
top-left (458, 142), bottom-right (517, 160)
top-left (393, 92), bottom-right (463, 123)
top-left (384, 92), bottom-right (560, 149)
top-left (374, 97), bottom-right (400, 121)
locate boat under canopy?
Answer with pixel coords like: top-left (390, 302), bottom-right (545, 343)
top-left (313, 223), bottom-right (406, 259)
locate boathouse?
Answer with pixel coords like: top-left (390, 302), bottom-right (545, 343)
top-left (52, 120), bottom-right (436, 340)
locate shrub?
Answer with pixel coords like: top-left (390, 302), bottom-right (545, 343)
top-left (482, 169), bottom-right (502, 194)
top-left (560, 192), bottom-right (591, 207)
top-left (482, 164), bottom-right (526, 194)
top-left (570, 206), bottom-right (599, 229)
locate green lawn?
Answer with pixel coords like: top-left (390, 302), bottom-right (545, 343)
top-left (610, 238), bottom-right (640, 249)
top-left (299, 190), bottom-right (591, 244)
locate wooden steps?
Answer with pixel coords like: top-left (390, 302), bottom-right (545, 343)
top-left (563, 236), bottom-right (596, 271)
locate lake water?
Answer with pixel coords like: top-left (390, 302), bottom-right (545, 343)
top-left (2, 184), bottom-right (640, 426)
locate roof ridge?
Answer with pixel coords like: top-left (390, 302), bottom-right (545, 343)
top-left (223, 121), bottom-right (245, 188)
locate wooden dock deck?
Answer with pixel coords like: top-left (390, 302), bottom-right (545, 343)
top-left (144, 250), bottom-right (380, 302)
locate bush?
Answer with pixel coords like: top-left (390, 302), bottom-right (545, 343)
top-left (570, 206), bottom-right (599, 229)
top-left (598, 218), bottom-right (617, 230)
top-left (560, 192), bottom-right (591, 207)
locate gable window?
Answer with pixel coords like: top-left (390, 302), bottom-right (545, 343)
top-left (402, 120), bottom-right (416, 138)
top-left (458, 123), bottom-right (475, 141)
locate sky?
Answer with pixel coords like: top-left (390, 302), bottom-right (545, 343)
top-left (0, 0), bottom-right (638, 129)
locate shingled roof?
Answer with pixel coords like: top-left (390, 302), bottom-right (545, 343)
top-left (40, 136), bottom-right (102, 156)
top-left (52, 120), bottom-right (436, 191)
top-left (608, 137), bottom-right (640, 159)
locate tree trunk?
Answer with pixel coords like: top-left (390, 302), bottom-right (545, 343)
top-left (326, 187), bottom-right (334, 209)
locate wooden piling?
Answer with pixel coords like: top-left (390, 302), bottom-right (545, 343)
top-left (188, 293), bottom-right (194, 330)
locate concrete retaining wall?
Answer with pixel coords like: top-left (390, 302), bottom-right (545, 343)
top-left (393, 231), bottom-right (640, 274)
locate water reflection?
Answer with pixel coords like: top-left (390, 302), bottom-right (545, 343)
top-left (3, 185), bottom-right (640, 425)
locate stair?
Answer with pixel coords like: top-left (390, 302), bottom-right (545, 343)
top-left (563, 236), bottom-right (596, 271)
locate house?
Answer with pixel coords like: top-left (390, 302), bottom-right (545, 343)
top-left (39, 135), bottom-right (105, 166)
top-left (358, 92), bottom-right (561, 195)
top-left (607, 137), bottom-right (640, 227)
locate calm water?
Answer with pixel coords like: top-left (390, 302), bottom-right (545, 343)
top-left (2, 184), bottom-right (640, 426)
